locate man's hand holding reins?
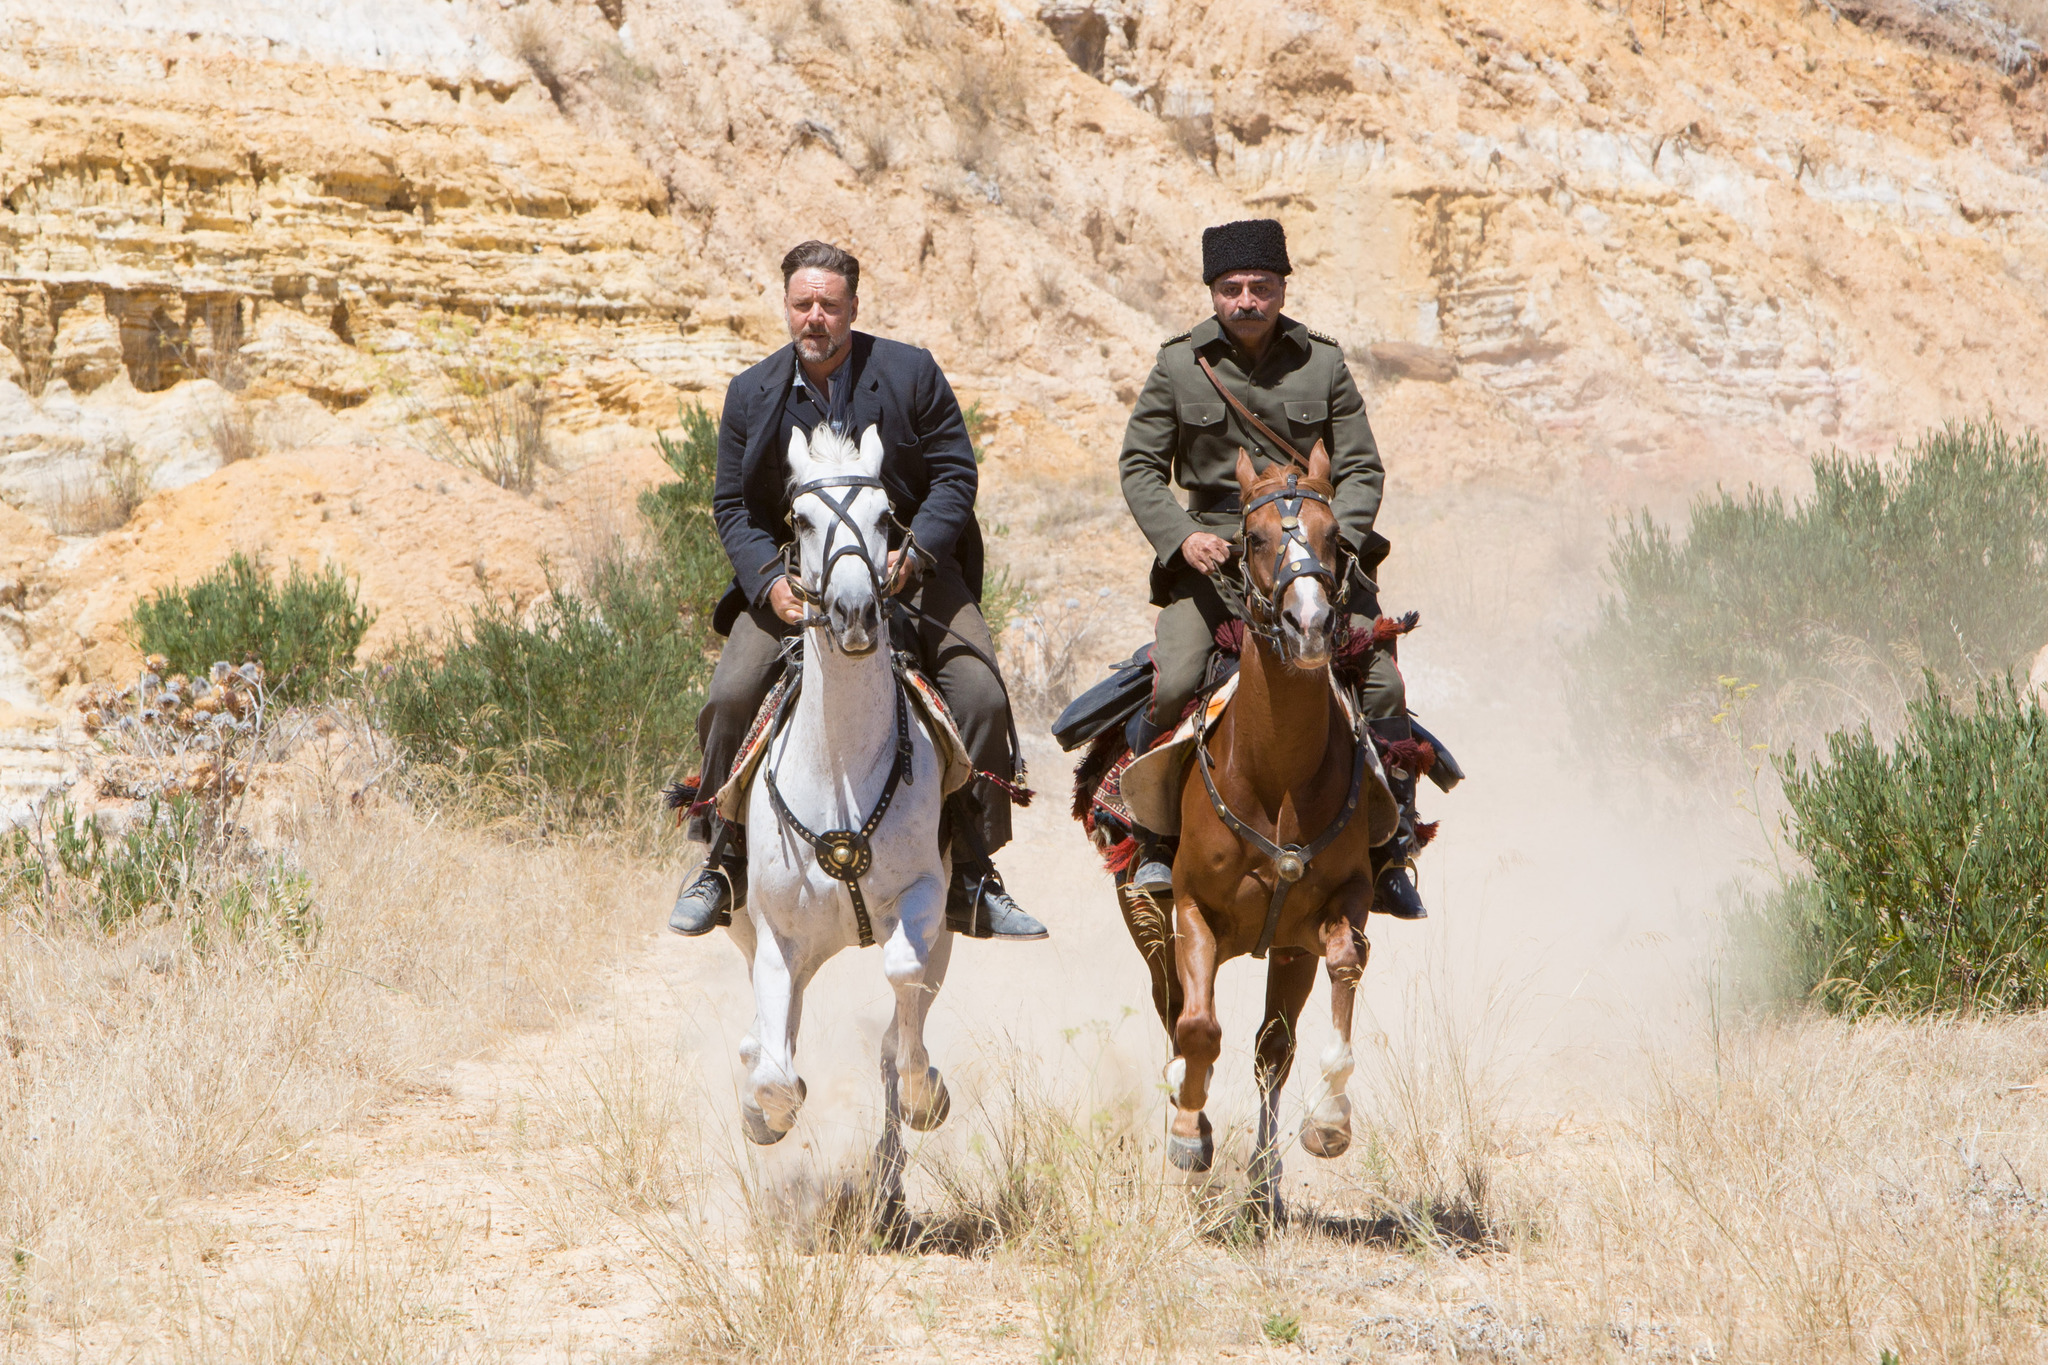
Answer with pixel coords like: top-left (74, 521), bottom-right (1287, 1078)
top-left (768, 576), bottom-right (806, 625)
top-left (1181, 531), bottom-right (1234, 576)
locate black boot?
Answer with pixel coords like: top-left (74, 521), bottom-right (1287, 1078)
top-left (941, 790), bottom-right (1048, 940)
top-left (669, 822), bottom-right (744, 936)
top-left (1370, 719), bottom-right (1431, 921)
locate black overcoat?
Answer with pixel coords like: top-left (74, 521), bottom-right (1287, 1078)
top-left (709, 332), bottom-right (984, 636)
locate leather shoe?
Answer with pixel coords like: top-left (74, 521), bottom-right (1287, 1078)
top-left (1129, 840), bottom-right (1174, 896)
top-left (1375, 861), bottom-right (1428, 920)
top-left (668, 862), bottom-right (736, 936)
top-left (945, 867), bottom-right (1048, 940)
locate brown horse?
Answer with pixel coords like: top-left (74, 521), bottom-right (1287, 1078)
top-left (1120, 445), bottom-right (1399, 1225)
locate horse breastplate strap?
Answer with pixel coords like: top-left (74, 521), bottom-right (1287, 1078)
top-left (762, 673), bottom-right (915, 949)
top-left (1193, 701), bottom-right (1370, 959)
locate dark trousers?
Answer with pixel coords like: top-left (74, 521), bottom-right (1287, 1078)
top-left (690, 562), bottom-right (1015, 856)
top-left (1145, 569), bottom-right (1407, 729)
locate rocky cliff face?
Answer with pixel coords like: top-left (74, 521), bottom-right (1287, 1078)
top-left (0, 0), bottom-right (2043, 724)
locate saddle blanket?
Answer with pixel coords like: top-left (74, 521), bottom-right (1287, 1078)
top-left (1113, 674), bottom-right (1386, 838)
top-left (714, 666), bottom-right (975, 823)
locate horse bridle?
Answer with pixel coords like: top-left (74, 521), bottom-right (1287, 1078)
top-left (1236, 472), bottom-right (1351, 644)
top-left (780, 474), bottom-right (921, 624)
top-left (1192, 696), bottom-right (1370, 960)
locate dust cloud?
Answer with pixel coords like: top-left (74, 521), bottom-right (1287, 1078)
top-left (649, 482), bottom-right (1754, 1207)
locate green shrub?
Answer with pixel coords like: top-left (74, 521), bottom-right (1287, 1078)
top-left (1574, 418), bottom-right (2048, 767)
top-left (374, 550), bottom-right (711, 829)
top-left (639, 401), bottom-right (728, 625)
top-left (1761, 675), bottom-right (2048, 1013)
top-left (131, 552), bottom-right (374, 704)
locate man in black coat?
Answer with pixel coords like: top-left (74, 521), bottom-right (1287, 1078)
top-left (669, 240), bottom-right (1047, 942)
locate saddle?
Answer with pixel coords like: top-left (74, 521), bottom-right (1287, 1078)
top-left (714, 661), bottom-right (976, 823)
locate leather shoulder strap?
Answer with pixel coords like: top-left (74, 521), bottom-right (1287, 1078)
top-left (1198, 356), bottom-right (1307, 471)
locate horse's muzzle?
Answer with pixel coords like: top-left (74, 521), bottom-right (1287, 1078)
top-left (1278, 581), bottom-right (1335, 669)
top-left (828, 596), bottom-right (883, 656)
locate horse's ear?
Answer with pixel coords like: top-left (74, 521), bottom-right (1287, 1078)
top-left (858, 423), bottom-right (885, 472)
top-left (1234, 448), bottom-right (1258, 494)
top-left (1305, 439), bottom-right (1330, 485)
top-left (788, 425), bottom-right (811, 481)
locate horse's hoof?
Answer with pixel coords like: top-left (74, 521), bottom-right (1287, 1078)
top-left (741, 1104), bottom-right (788, 1146)
top-left (903, 1070), bottom-right (951, 1132)
top-left (1166, 1113), bottom-right (1214, 1172)
top-left (1301, 1096), bottom-right (1353, 1159)
top-left (1300, 1121), bottom-right (1352, 1159)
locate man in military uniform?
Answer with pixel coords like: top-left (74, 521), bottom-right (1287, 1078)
top-left (1117, 218), bottom-right (1432, 919)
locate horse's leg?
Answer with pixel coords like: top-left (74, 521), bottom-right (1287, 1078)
top-left (881, 872), bottom-right (952, 1133)
top-left (1250, 949), bottom-right (1319, 1230)
top-left (1303, 886), bottom-right (1372, 1160)
top-left (1167, 894), bottom-right (1222, 1173)
top-left (741, 915), bottom-right (812, 1144)
top-left (1118, 877), bottom-right (1182, 1042)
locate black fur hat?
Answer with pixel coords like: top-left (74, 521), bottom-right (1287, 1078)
top-left (1202, 218), bottom-right (1291, 283)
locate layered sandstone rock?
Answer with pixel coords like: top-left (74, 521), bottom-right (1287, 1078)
top-left (0, 0), bottom-right (2041, 722)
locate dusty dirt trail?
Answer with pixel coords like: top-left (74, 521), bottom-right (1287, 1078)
top-left (80, 614), bottom-right (1742, 1364)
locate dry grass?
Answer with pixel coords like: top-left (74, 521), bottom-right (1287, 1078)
top-left (0, 718), bottom-right (656, 1344)
top-left (998, 588), bottom-right (1113, 722)
top-left (207, 402), bottom-right (262, 466)
top-left (44, 441), bottom-right (157, 535)
top-left (7, 730), bottom-right (2048, 1361)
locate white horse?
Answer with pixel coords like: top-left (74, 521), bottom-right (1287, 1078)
top-left (728, 422), bottom-right (954, 1150)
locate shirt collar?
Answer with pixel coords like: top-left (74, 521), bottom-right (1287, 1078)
top-left (1193, 312), bottom-right (1310, 359)
top-left (791, 353), bottom-right (852, 400)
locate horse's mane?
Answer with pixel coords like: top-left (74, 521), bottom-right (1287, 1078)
top-left (786, 424), bottom-right (880, 498)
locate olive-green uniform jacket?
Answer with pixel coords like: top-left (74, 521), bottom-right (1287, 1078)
top-left (1119, 313), bottom-right (1385, 609)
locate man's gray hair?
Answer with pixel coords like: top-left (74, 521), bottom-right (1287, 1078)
top-left (781, 240), bottom-right (860, 296)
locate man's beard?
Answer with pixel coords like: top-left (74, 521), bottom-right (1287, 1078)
top-left (794, 330), bottom-right (844, 364)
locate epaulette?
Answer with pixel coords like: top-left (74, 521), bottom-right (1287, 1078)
top-left (1160, 329), bottom-right (1192, 347)
top-left (1306, 327), bottom-right (1341, 347)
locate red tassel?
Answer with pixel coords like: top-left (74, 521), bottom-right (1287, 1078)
top-left (1413, 820), bottom-right (1440, 850)
top-left (1383, 738), bottom-right (1437, 780)
top-left (1100, 835), bottom-right (1139, 874)
top-left (980, 770), bottom-right (1036, 807)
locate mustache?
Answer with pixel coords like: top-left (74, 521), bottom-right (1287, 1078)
top-left (1229, 306), bottom-right (1265, 320)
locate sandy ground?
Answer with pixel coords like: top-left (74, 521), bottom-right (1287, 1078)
top-left (22, 588), bottom-right (1766, 1365)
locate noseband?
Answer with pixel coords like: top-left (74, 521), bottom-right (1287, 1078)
top-left (782, 474), bottom-right (915, 621)
top-left (1238, 472), bottom-right (1349, 642)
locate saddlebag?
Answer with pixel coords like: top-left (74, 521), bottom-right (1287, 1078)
top-left (1051, 643), bottom-right (1156, 752)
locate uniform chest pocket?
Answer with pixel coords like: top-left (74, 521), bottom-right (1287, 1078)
top-left (1283, 400), bottom-right (1328, 425)
top-left (1179, 402), bottom-right (1225, 427)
